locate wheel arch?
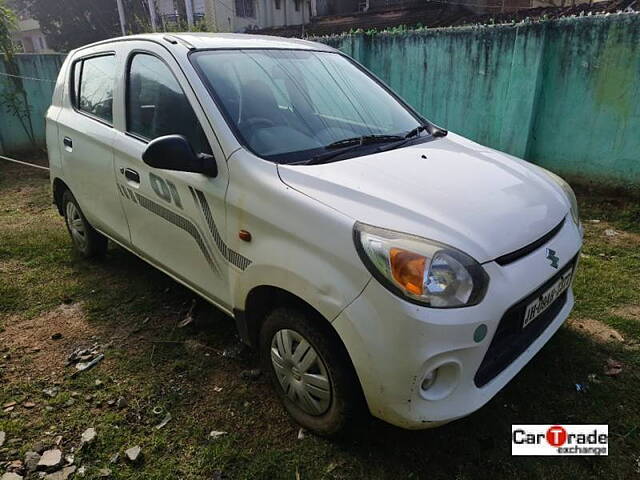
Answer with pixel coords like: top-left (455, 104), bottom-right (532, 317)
top-left (235, 283), bottom-right (365, 404)
top-left (235, 284), bottom-right (333, 349)
top-left (52, 177), bottom-right (71, 215)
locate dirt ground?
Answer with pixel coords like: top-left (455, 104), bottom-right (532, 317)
top-left (1, 162), bottom-right (640, 479)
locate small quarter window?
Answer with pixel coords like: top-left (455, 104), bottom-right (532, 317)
top-left (127, 53), bottom-right (211, 154)
top-left (73, 55), bottom-right (115, 124)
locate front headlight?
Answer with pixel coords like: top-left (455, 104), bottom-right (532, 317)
top-left (541, 169), bottom-right (580, 228)
top-left (353, 223), bottom-right (489, 308)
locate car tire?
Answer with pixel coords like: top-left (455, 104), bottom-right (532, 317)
top-left (260, 306), bottom-right (362, 437)
top-left (62, 190), bottom-right (108, 258)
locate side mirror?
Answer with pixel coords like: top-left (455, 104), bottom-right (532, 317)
top-left (142, 135), bottom-right (217, 177)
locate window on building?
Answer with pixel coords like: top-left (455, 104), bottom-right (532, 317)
top-left (235, 0), bottom-right (255, 17)
top-left (23, 36), bottom-right (34, 53)
top-left (294, 0), bottom-right (300, 11)
top-left (127, 53), bottom-right (210, 154)
top-left (274, 0), bottom-right (281, 9)
top-left (73, 55), bottom-right (116, 124)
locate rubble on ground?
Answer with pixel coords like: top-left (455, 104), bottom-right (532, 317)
top-left (604, 358), bottom-right (623, 376)
top-left (240, 369), bottom-right (261, 380)
top-left (124, 446), bottom-right (142, 463)
top-left (209, 431), bottom-right (227, 441)
top-left (66, 344), bottom-right (105, 377)
top-left (23, 451), bottom-right (40, 473)
top-left (80, 428), bottom-right (96, 445)
top-left (44, 466), bottom-right (76, 480)
top-left (37, 449), bottom-right (62, 471)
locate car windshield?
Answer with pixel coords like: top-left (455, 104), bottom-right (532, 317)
top-left (191, 49), bottom-right (424, 164)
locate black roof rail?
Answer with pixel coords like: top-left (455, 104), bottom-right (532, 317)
top-left (163, 35), bottom-right (195, 50)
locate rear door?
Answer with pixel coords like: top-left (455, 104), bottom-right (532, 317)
top-left (111, 41), bottom-right (231, 308)
top-left (56, 46), bottom-right (130, 245)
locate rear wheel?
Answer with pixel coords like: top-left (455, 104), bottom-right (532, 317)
top-left (260, 306), bottom-right (362, 436)
top-left (62, 190), bottom-right (108, 258)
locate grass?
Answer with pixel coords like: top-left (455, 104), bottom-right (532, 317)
top-left (0, 162), bottom-right (639, 479)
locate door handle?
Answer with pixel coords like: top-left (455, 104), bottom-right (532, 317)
top-left (63, 137), bottom-right (73, 151)
top-left (124, 168), bottom-right (140, 183)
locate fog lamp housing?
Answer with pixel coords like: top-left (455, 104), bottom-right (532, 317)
top-left (421, 370), bottom-right (438, 391)
top-left (419, 361), bottom-right (461, 401)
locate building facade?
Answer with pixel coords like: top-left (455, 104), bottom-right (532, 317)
top-left (155, 0), bottom-right (315, 32)
top-left (11, 17), bottom-right (53, 53)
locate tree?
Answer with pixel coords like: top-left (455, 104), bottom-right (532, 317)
top-left (13, 0), bottom-right (153, 52)
top-left (1, 0), bottom-right (37, 148)
top-left (0, 0), bottom-right (17, 56)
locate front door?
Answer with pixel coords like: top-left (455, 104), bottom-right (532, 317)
top-left (112, 42), bottom-right (231, 308)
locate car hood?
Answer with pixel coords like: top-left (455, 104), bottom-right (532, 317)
top-left (277, 132), bottom-right (569, 263)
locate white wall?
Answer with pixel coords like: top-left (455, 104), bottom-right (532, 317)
top-left (206, 0), bottom-right (311, 32)
top-left (157, 0), bottom-right (177, 15)
top-left (193, 0), bottom-right (207, 13)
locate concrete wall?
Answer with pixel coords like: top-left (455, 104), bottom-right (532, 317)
top-left (0, 54), bottom-right (66, 154)
top-left (320, 14), bottom-right (640, 187)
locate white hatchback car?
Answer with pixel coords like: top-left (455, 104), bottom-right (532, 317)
top-left (47, 33), bottom-right (583, 435)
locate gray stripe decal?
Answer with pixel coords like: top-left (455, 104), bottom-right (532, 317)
top-left (127, 187), bottom-right (138, 204)
top-left (118, 184), bottom-right (218, 275)
top-left (134, 193), bottom-right (217, 274)
top-left (192, 188), bottom-right (252, 271)
top-left (188, 186), bottom-right (200, 208)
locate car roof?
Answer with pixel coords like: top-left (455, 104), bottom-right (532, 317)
top-left (75, 32), bottom-right (337, 54)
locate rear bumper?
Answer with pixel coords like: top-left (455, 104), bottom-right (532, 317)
top-left (332, 218), bottom-right (582, 429)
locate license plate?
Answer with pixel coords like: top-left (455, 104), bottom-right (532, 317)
top-left (523, 268), bottom-right (573, 329)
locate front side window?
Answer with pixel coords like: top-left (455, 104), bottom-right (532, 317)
top-left (192, 49), bottom-right (422, 163)
top-left (127, 53), bottom-right (210, 154)
top-left (74, 55), bottom-right (115, 124)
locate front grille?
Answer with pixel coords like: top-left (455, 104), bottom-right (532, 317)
top-left (474, 255), bottom-right (577, 388)
top-left (495, 218), bottom-right (566, 266)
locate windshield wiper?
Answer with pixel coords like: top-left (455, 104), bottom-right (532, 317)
top-left (374, 123), bottom-right (449, 154)
top-left (326, 134), bottom-right (404, 149)
top-left (405, 125), bottom-right (429, 139)
top-left (406, 123), bottom-right (448, 139)
top-left (301, 135), bottom-right (405, 165)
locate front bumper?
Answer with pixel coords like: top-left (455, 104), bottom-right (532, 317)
top-left (332, 218), bottom-right (582, 429)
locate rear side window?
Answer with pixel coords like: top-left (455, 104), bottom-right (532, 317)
top-left (72, 55), bottom-right (116, 124)
top-left (127, 53), bottom-right (210, 154)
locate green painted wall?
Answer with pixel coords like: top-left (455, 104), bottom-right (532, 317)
top-left (2, 16), bottom-right (639, 187)
top-left (0, 54), bottom-right (66, 154)
top-left (320, 14), bottom-right (640, 187)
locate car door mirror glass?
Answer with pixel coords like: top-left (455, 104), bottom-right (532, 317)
top-left (142, 134), bottom-right (217, 177)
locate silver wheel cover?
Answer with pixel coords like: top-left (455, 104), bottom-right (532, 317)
top-left (270, 329), bottom-right (332, 416)
top-left (66, 201), bottom-right (87, 251)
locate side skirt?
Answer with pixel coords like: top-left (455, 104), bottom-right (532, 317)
top-left (93, 226), bottom-right (235, 319)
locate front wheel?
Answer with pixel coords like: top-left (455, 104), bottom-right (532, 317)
top-left (260, 307), bottom-right (363, 436)
top-left (62, 190), bottom-right (108, 258)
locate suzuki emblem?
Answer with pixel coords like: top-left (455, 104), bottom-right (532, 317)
top-left (546, 248), bottom-right (559, 269)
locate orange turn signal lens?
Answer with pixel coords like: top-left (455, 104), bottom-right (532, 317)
top-left (389, 248), bottom-right (426, 295)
